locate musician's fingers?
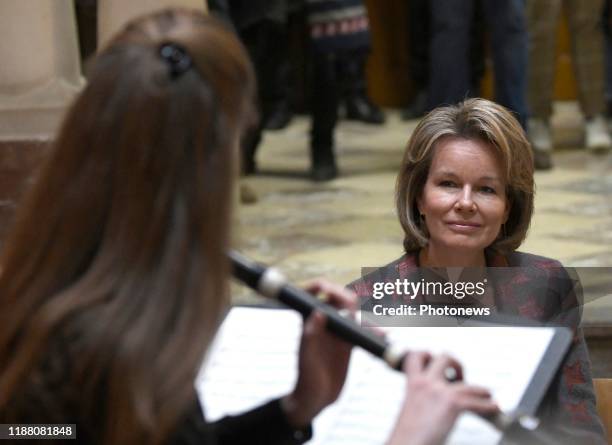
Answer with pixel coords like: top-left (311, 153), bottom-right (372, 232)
top-left (425, 354), bottom-right (463, 381)
top-left (303, 310), bottom-right (326, 337)
top-left (454, 385), bottom-right (492, 399)
top-left (363, 323), bottom-right (386, 338)
top-left (454, 390), bottom-right (499, 416)
top-left (304, 279), bottom-right (357, 312)
top-left (405, 350), bottom-right (432, 375)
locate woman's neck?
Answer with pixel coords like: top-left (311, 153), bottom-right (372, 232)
top-left (419, 245), bottom-right (486, 267)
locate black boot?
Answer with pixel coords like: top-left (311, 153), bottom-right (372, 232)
top-left (311, 53), bottom-right (339, 181)
top-left (241, 128), bottom-right (260, 175)
top-left (339, 48), bottom-right (386, 125)
top-left (264, 99), bottom-right (293, 130)
top-left (345, 93), bottom-right (386, 124)
top-left (311, 144), bottom-right (338, 181)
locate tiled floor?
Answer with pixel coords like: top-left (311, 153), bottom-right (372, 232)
top-left (234, 103), bottom-right (612, 334)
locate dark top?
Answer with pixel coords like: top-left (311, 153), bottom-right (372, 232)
top-left (208, 0), bottom-right (290, 30)
top-left (348, 250), bottom-right (607, 444)
top-left (4, 335), bottom-right (311, 444)
top-left (169, 397), bottom-right (312, 445)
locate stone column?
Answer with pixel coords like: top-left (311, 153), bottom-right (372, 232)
top-left (0, 1), bottom-right (84, 240)
top-left (98, 0), bottom-right (208, 48)
top-left (0, 0), bottom-right (84, 140)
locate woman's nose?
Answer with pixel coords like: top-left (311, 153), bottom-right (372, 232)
top-left (454, 186), bottom-right (476, 213)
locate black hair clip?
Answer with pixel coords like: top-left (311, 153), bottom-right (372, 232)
top-left (159, 43), bottom-right (192, 79)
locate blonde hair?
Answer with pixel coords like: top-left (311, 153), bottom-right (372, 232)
top-left (396, 98), bottom-right (534, 254)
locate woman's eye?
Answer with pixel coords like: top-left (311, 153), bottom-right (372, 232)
top-left (480, 186), bottom-right (496, 194)
top-left (439, 180), bottom-right (456, 187)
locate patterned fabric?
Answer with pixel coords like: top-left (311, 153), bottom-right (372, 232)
top-left (527, 0), bottom-right (606, 119)
top-left (305, 0), bottom-right (370, 53)
top-left (348, 250), bottom-right (607, 444)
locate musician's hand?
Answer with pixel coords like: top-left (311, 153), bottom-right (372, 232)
top-left (281, 279), bottom-right (356, 428)
top-left (387, 352), bottom-right (499, 445)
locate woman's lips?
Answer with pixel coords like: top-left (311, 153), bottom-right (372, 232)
top-left (445, 221), bottom-right (482, 232)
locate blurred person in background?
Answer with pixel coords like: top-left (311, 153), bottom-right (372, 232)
top-left (527, 0), bottom-right (612, 170)
top-left (402, 0), bottom-right (487, 121)
top-left (426, 0), bottom-right (528, 131)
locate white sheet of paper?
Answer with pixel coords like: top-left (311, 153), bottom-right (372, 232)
top-left (196, 307), bottom-right (555, 444)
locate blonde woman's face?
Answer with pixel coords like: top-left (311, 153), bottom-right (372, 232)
top-left (417, 137), bottom-right (509, 255)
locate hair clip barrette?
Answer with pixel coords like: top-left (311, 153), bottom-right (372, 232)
top-left (159, 43), bottom-right (192, 79)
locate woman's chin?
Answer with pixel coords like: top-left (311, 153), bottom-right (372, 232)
top-left (436, 237), bottom-right (490, 254)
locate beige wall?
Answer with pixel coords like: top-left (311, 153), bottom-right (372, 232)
top-left (0, 0), bottom-right (209, 140)
top-left (0, 0), bottom-right (84, 139)
top-left (98, 0), bottom-right (208, 48)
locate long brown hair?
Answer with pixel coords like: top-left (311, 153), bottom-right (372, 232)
top-left (0, 9), bottom-right (254, 444)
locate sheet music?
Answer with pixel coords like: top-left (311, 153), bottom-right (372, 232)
top-left (196, 307), bottom-right (555, 444)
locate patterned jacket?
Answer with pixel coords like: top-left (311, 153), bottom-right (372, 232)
top-left (347, 250), bottom-right (607, 444)
top-left (305, 0), bottom-right (370, 53)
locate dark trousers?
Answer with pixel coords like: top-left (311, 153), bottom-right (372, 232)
top-left (311, 52), bottom-right (340, 165)
top-left (428, 0), bottom-right (528, 128)
top-left (240, 20), bottom-right (289, 171)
